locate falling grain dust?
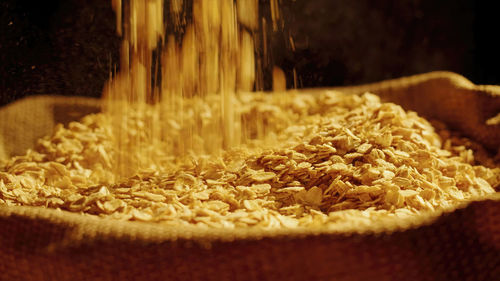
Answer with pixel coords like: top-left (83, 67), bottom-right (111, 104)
top-left (106, 0), bottom-right (284, 175)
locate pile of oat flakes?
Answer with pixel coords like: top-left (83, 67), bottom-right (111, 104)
top-left (0, 91), bottom-right (498, 228)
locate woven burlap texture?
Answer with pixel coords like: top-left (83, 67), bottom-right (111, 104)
top-left (0, 71), bottom-right (499, 281)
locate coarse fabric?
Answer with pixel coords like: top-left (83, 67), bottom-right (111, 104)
top-left (0, 71), bottom-right (499, 281)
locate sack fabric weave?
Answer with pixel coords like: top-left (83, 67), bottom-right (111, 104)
top-left (0, 71), bottom-right (499, 281)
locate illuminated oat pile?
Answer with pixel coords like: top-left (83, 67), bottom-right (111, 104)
top-left (0, 92), bottom-right (498, 228)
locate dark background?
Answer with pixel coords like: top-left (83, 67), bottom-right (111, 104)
top-left (0, 0), bottom-right (498, 106)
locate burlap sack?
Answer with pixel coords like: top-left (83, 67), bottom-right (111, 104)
top-left (0, 71), bottom-right (499, 281)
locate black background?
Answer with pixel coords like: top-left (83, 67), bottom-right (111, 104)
top-left (0, 0), bottom-right (498, 106)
